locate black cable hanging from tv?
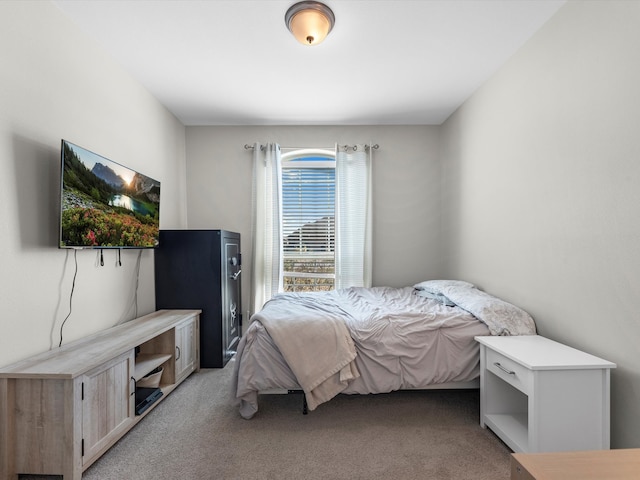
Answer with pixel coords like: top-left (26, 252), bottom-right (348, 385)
top-left (59, 249), bottom-right (78, 347)
top-left (133, 249), bottom-right (142, 318)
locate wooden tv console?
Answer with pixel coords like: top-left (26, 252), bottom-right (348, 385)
top-left (0, 309), bottom-right (200, 480)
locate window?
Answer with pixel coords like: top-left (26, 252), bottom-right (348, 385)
top-left (250, 142), bottom-right (371, 309)
top-left (281, 149), bottom-right (335, 292)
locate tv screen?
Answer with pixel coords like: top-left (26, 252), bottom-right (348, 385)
top-left (59, 140), bottom-right (161, 249)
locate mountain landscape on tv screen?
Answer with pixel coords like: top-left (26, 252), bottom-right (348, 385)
top-left (92, 162), bottom-right (126, 189)
top-left (60, 142), bottom-right (160, 248)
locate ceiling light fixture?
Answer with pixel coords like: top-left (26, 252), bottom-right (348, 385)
top-left (285, 1), bottom-right (335, 46)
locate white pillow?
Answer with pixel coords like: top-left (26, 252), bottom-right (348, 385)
top-left (413, 279), bottom-right (475, 293)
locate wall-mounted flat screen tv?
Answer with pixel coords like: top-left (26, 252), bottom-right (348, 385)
top-left (59, 139), bottom-right (161, 249)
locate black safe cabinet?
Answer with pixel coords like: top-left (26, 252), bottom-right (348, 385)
top-left (154, 230), bottom-right (241, 368)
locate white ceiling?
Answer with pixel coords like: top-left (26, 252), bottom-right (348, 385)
top-left (52, 0), bottom-right (565, 126)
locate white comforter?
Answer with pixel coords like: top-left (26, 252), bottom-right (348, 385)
top-left (233, 286), bottom-right (504, 418)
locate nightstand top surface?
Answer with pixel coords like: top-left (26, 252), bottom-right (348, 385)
top-left (475, 334), bottom-right (616, 370)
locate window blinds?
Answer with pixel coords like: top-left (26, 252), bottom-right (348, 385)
top-left (282, 167), bottom-right (335, 256)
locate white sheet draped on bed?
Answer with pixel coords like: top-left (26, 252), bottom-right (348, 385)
top-left (253, 293), bottom-right (360, 412)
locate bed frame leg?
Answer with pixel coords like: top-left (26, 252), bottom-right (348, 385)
top-left (288, 389), bottom-right (308, 415)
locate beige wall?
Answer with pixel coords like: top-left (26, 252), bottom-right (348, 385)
top-left (440, 0), bottom-right (640, 448)
top-left (185, 125), bottom-right (443, 319)
top-left (0, 1), bottom-right (187, 367)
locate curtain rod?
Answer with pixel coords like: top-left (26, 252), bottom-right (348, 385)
top-left (244, 144), bottom-right (379, 151)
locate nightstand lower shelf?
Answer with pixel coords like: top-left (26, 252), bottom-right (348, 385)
top-left (485, 413), bottom-right (528, 452)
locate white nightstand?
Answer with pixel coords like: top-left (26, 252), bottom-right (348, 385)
top-left (475, 335), bottom-right (616, 453)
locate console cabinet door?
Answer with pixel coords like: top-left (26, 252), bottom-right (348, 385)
top-left (82, 350), bottom-right (135, 466)
top-left (175, 318), bottom-right (198, 382)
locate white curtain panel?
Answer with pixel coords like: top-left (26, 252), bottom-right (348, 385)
top-left (335, 144), bottom-right (373, 289)
top-left (250, 143), bottom-right (283, 314)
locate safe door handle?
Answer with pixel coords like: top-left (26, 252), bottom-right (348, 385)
top-left (494, 362), bottom-right (516, 375)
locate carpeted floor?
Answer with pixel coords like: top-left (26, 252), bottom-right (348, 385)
top-left (76, 360), bottom-right (512, 480)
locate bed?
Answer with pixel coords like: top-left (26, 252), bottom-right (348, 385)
top-left (232, 280), bottom-right (536, 419)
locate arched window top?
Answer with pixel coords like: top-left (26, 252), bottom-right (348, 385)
top-left (282, 148), bottom-right (335, 167)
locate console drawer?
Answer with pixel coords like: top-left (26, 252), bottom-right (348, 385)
top-left (486, 348), bottom-right (532, 394)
